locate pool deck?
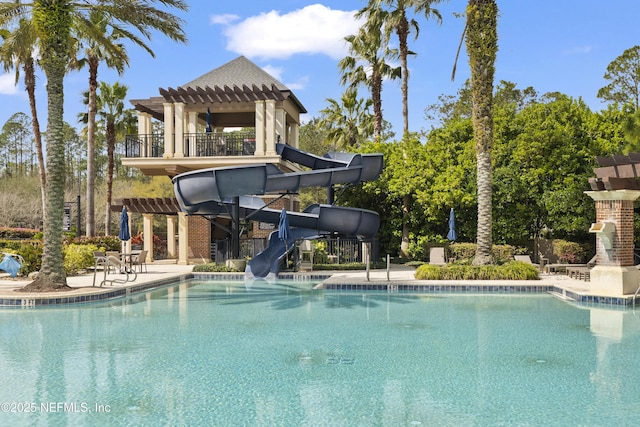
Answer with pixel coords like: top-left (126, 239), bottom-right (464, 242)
top-left (0, 262), bottom-right (636, 307)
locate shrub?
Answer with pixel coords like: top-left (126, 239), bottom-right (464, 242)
top-left (414, 261), bottom-right (539, 280)
top-left (14, 241), bottom-right (42, 276)
top-left (553, 240), bottom-right (587, 263)
top-left (63, 243), bottom-right (99, 275)
top-left (312, 262), bottom-right (366, 271)
top-left (193, 263), bottom-right (240, 272)
top-left (69, 236), bottom-right (120, 251)
top-left (449, 243), bottom-right (519, 264)
top-left (0, 227), bottom-right (40, 239)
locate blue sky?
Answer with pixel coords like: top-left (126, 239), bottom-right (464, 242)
top-left (1, 0), bottom-right (639, 137)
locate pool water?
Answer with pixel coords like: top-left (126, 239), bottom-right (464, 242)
top-left (1, 279), bottom-right (640, 426)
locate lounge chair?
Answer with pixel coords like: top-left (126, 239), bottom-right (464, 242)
top-left (514, 254), bottom-right (541, 270)
top-left (0, 253), bottom-right (24, 278)
top-left (545, 255), bottom-right (596, 275)
top-left (429, 247), bottom-right (447, 266)
top-left (565, 256), bottom-right (597, 282)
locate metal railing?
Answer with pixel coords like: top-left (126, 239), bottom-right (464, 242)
top-left (124, 134), bottom-right (163, 158)
top-left (183, 132), bottom-right (256, 157)
top-left (123, 132), bottom-right (257, 158)
top-left (212, 237), bottom-right (377, 267)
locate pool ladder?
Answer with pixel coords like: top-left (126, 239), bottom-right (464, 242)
top-left (633, 282), bottom-right (640, 309)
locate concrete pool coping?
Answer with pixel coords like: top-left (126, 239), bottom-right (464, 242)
top-left (0, 261), bottom-right (637, 308)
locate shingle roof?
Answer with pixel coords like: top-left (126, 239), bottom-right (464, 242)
top-left (180, 56), bottom-right (288, 91)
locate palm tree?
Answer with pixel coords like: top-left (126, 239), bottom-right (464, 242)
top-left (0, 19), bottom-right (47, 217)
top-left (72, 10), bottom-right (128, 238)
top-left (319, 88), bottom-right (374, 148)
top-left (464, 0), bottom-right (498, 265)
top-left (0, 0), bottom-right (188, 291)
top-left (95, 81), bottom-right (130, 235)
top-left (340, 12), bottom-right (400, 141)
top-left (368, 0), bottom-right (444, 134)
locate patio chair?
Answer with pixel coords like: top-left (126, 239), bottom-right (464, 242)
top-left (429, 247), bottom-right (447, 266)
top-left (130, 250), bottom-right (148, 273)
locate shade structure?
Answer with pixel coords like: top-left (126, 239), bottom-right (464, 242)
top-left (447, 208), bottom-right (457, 241)
top-left (206, 107), bottom-right (212, 133)
top-left (119, 207), bottom-right (131, 242)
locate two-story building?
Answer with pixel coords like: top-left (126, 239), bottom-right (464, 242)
top-left (119, 56), bottom-right (307, 265)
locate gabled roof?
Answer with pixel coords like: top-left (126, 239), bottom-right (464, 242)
top-left (180, 56), bottom-right (288, 92)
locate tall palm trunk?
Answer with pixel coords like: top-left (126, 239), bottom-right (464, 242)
top-left (86, 55), bottom-right (98, 236)
top-left (24, 57), bottom-right (46, 217)
top-left (371, 69), bottom-right (383, 140)
top-left (23, 0), bottom-right (72, 290)
top-left (467, 0), bottom-right (498, 265)
top-left (397, 14), bottom-right (410, 134)
top-left (105, 119), bottom-right (115, 235)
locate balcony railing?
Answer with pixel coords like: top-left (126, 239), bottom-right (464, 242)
top-left (183, 132), bottom-right (256, 157)
top-left (125, 134), bottom-right (163, 158)
top-left (124, 132), bottom-right (256, 158)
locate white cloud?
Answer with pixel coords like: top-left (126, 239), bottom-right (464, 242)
top-left (261, 64), bottom-right (283, 81)
top-left (0, 73), bottom-right (19, 95)
top-left (216, 4), bottom-right (362, 60)
top-left (285, 75), bottom-right (309, 91)
top-left (562, 45), bottom-right (592, 55)
top-left (210, 13), bottom-right (240, 25)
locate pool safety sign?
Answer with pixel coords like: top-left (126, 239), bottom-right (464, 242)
top-left (63, 203), bottom-right (72, 231)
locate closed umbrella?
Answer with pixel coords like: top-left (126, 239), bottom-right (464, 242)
top-left (278, 208), bottom-right (291, 264)
top-left (447, 208), bottom-right (457, 241)
top-left (206, 107), bottom-right (212, 133)
top-left (119, 207), bottom-right (131, 256)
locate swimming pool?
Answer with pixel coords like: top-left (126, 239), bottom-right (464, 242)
top-left (1, 278), bottom-right (639, 426)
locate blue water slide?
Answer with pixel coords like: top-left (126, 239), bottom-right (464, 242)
top-left (172, 143), bottom-right (383, 277)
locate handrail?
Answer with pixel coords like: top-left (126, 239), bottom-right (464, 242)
top-left (633, 283), bottom-right (640, 309)
top-left (92, 256), bottom-right (137, 287)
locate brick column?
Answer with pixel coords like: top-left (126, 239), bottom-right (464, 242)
top-left (585, 190), bottom-right (640, 295)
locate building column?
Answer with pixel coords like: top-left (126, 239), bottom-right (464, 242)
top-left (163, 102), bottom-right (174, 158)
top-left (187, 111), bottom-right (198, 157)
top-left (254, 101), bottom-right (265, 156)
top-left (290, 122), bottom-right (299, 149)
top-left (275, 107), bottom-right (286, 144)
top-left (586, 190), bottom-right (640, 295)
top-left (178, 212), bottom-right (190, 265)
top-left (167, 215), bottom-right (177, 260)
top-left (137, 112), bottom-right (152, 156)
top-left (265, 100), bottom-right (277, 155)
top-left (174, 102), bottom-right (185, 157)
top-left (142, 213), bottom-right (154, 262)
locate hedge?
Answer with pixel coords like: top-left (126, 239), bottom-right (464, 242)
top-left (414, 261), bottom-right (539, 280)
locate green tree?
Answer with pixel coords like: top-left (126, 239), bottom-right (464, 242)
top-left (1, 112), bottom-right (33, 177)
top-left (319, 88), bottom-right (374, 148)
top-left (72, 10), bottom-right (127, 237)
top-left (493, 95), bottom-right (598, 242)
top-left (97, 81), bottom-right (132, 235)
top-left (0, 0), bottom-right (188, 291)
top-left (345, 8), bottom-right (400, 140)
top-left (465, 0), bottom-right (498, 265)
top-left (0, 19), bottom-right (46, 214)
top-left (597, 45), bottom-right (640, 111)
top-left (372, 0), bottom-right (445, 134)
